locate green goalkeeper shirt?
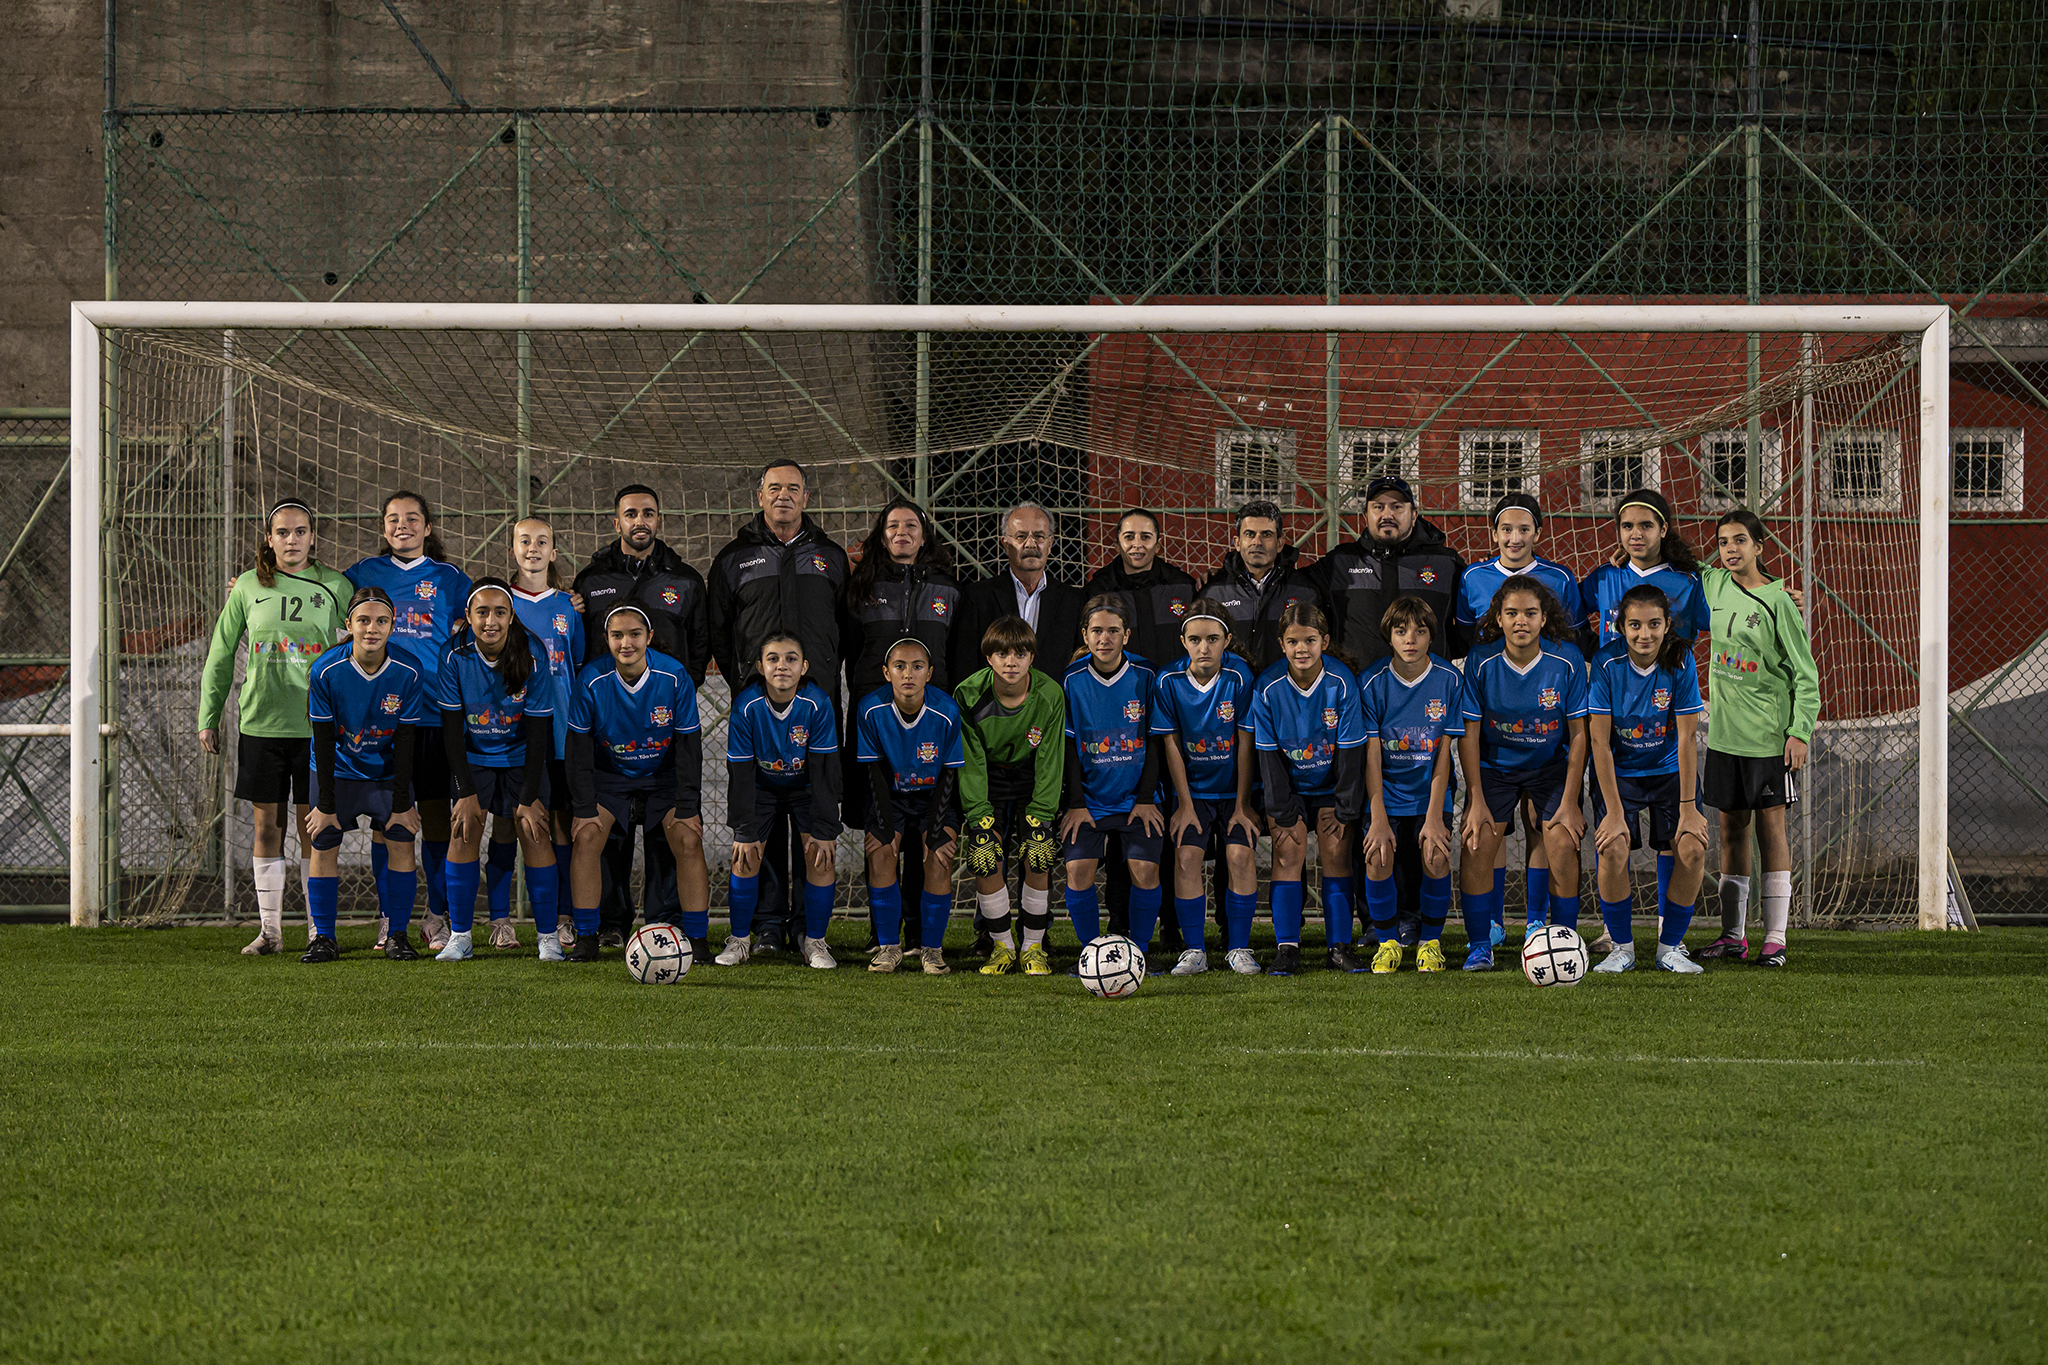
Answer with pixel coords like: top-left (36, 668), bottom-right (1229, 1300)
top-left (953, 666), bottom-right (1067, 826)
top-left (197, 565), bottom-right (355, 739)
top-left (1701, 566), bottom-right (1821, 758)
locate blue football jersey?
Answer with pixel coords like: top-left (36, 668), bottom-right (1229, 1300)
top-left (1359, 654), bottom-right (1467, 817)
top-left (855, 686), bottom-right (965, 793)
top-left (307, 643), bottom-right (429, 783)
top-left (1149, 656), bottom-right (1254, 802)
top-left (729, 681), bottom-right (840, 790)
top-left (1461, 638), bottom-right (1590, 773)
top-left (1580, 562), bottom-right (1706, 650)
top-left (436, 630), bottom-right (557, 770)
top-left (567, 650), bottom-right (701, 782)
top-left (1063, 655), bottom-right (1159, 817)
top-left (1250, 657), bottom-right (1368, 799)
top-left (1456, 556), bottom-right (1584, 653)
top-left (344, 555), bottom-right (474, 692)
top-left (1587, 640), bottom-right (1705, 778)
top-left (511, 585), bottom-right (585, 761)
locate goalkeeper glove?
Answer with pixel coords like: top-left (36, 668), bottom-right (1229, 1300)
top-left (1017, 814), bottom-right (1062, 873)
top-left (963, 815), bottom-right (1004, 878)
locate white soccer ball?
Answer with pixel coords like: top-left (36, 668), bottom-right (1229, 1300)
top-left (1521, 925), bottom-right (1588, 987)
top-left (1077, 934), bottom-right (1147, 999)
top-left (625, 923), bottom-right (692, 984)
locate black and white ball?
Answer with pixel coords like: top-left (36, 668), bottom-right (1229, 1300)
top-left (1077, 934), bottom-right (1146, 999)
top-left (1521, 925), bottom-right (1587, 987)
top-left (625, 923), bottom-right (692, 984)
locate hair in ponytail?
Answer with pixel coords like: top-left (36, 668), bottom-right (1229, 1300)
top-left (255, 499), bottom-right (316, 589)
top-left (1715, 508), bottom-right (1773, 574)
top-left (1615, 585), bottom-right (1691, 671)
top-left (453, 577), bottom-right (536, 695)
top-left (511, 516), bottom-right (568, 590)
top-left (380, 489), bottom-right (448, 561)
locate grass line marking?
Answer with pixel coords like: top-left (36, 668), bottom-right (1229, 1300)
top-left (1241, 1045), bottom-right (1930, 1068)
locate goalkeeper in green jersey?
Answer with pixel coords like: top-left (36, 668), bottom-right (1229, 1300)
top-left (953, 615), bottom-right (1067, 976)
top-left (197, 499), bottom-right (353, 956)
top-left (1698, 508), bottom-right (1821, 969)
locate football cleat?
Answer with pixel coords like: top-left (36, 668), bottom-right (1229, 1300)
top-left (567, 934), bottom-right (601, 962)
top-left (800, 935), bottom-right (838, 970)
top-left (488, 918), bottom-right (520, 950)
top-left (241, 930), bottom-right (282, 957)
top-left (1326, 943), bottom-right (1368, 974)
top-left (963, 816), bottom-right (1004, 878)
top-left (1522, 912), bottom-right (1547, 938)
top-left (1019, 943), bottom-right (1053, 976)
top-left (979, 944), bottom-right (1018, 976)
top-left (1653, 943), bottom-right (1704, 973)
top-left (714, 935), bottom-right (751, 966)
top-left (299, 934), bottom-right (340, 964)
top-left (972, 929), bottom-right (994, 957)
top-left (918, 946), bottom-right (950, 976)
top-left (1415, 940), bottom-right (1447, 973)
top-left (1753, 944), bottom-right (1788, 968)
top-left (1695, 935), bottom-right (1748, 961)
top-left (1224, 947), bottom-right (1262, 976)
top-left (384, 931), bottom-right (420, 961)
top-left (1169, 948), bottom-right (1209, 976)
top-left (537, 935), bottom-right (566, 963)
top-left (1591, 930), bottom-right (1616, 954)
top-left (556, 921), bottom-right (575, 950)
top-left (1461, 944), bottom-right (1495, 972)
top-left (1016, 816), bottom-right (1062, 873)
top-left (868, 943), bottom-right (904, 973)
top-left (373, 915), bottom-right (389, 954)
top-left (1488, 918), bottom-right (1505, 949)
top-left (598, 929), bottom-right (625, 950)
top-left (1371, 940), bottom-right (1404, 975)
top-left (1591, 941), bottom-right (1635, 973)
top-left (689, 937), bottom-right (710, 965)
top-left (1269, 944), bottom-right (1302, 977)
top-left (420, 913), bottom-right (450, 953)
top-left (434, 931), bottom-right (474, 962)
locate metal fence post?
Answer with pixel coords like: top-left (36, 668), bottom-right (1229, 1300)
top-left (1324, 112), bottom-right (1341, 551)
top-left (221, 331), bottom-right (235, 918)
top-left (914, 0), bottom-right (933, 507)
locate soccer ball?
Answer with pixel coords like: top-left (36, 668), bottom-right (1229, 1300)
top-left (625, 923), bottom-right (692, 984)
top-left (1076, 934), bottom-right (1146, 999)
top-left (1521, 925), bottom-right (1588, 987)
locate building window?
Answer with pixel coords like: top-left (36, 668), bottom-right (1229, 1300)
top-left (1335, 428), bottom-right (1420, 509)
top-left (1698, 429), bottom-right (1784, 509)
top-left (1818, 427), bottom-right (1901, 512)
top-left (1458, 429), bottom-right (1539, 510)
top-left (1580, 430), bottom-right (1662, 511)
top-left (1214, 428), bottom-right (1294, 506)
top-left (1952, 428), bottom-right (2024, 512)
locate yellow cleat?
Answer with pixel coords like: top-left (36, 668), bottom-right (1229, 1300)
top-left (979, 944), bottom-right (1018, 976)
top-left (1371, 940), bottom-right (1404, 975)
top-left (1020, 943), bottom-right (1053, 976)
top-left (1415, 940), bottom-right (1446, 973)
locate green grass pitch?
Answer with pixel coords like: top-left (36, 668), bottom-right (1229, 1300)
top-left (3, 923), bottom-right (2044, 1363)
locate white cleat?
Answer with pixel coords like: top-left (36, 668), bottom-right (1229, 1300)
top-left (1225, 948), bottom-right (1263, 976)
top-left (373, 915), bottom-right (390, 954)
top-left (1655, 943), bottom-right (1705, 974)
top-left (557, 920), bottom-right (575, 950)
top-left (1169, 948), bottom-right (1210, 976)
top-left (241, 930), bottom-right (283, 956)
top-left (488, 918), bottom-right (520, 950)
top-left (799, 934), bottom-right (837, 970)
top-left (435, 930), bottom-right (474, 962)
top-left (1592, 941), bottom-right (1635, 973)
top-left (421, 912), bottom-right (451, 953)
top-left (537, 934), bottom-right (566, 962)
top-left (714, 934), bottom-right (752, 966)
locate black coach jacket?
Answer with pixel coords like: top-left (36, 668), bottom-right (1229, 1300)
top-left (572, 539), bottom-right (711, 684)
top-left (707, 514), bottom-right (851, 696)
top-left (1199, 545), bottom-right (1328, 674)
top-left (840, 558), bottom-right (965, 699)
top-left (1079, 558), bottom-right (1199, 672)
top-left (1311, 518), bottom-right (1464, 670)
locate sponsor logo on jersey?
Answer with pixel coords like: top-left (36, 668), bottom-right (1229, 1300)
top-left (415, 581), bottom-right (436, 600)
top-left (1425, 698), bottom-right (1447, 722)
top-left (917, 741), bottom-right (938, 763)
top-left (1323, 707), bottom-right (1338, 729)
top-left (931, 597), bottom-right (948, 617)
top-left (1026, 725), bottom-right (1043, 747)
top-left (554, 614), bottom-right (569, 634)
top-left (1217, 700), bottom-right (1235, 722)
top-left (1123, 699), bottom-right (1143, 722)
top-left (380, 694), bottom-right (401, 714)
top-left (1652, 687), bottom-right (1672, 710)
top-left (1538, 687), bottom-right (1560, 709)
top-left (662, 586), bottom-right (680, 606)
top-left (1713, 649), bottom-right (1762, 675)
top-left (790, 725), bottom-right (808, 746)
top-left (651, 706), bottom-right (672, 728)
top-left (1419, 567), bottom-right (1437, 585)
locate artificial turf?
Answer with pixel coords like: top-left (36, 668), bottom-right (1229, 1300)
top-left (2, 922), bottom-right (2044, 1364)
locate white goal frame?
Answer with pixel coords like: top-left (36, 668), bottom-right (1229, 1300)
top-left (62, 301), bottom-right (1952, 929)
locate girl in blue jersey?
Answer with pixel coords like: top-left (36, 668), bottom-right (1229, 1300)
top-left (564, 606), bottom-right (708, 963)
top-left (1587, 585), bottom-right (1708, 974)
top-left (1361, 597), bottom-right (1464, 974)
top-left (1249, 601), bottom-right (1367, 977)
top-left (1059, 597), bottom-right (1166, 956)
top-left (302, 587), bottom-right (427, 962)
top-left (1152, 600), bottom-right (1257, 977)
top-left (506, 516), bottom-right (585, 950)
top-left (857, 638), bottom-right (966, 975)
top-left (434, 578), bottom-right (560, 962)
top-left (719, 632), bottom-right (841, 969)
top-left (344, 490), bottom-right (473, 953)
top-left (1458, 580), bottom-right (1590, 970)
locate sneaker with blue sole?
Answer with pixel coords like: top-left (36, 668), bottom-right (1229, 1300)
top-left (1489, 919), bottom-right (1505, 949)
top-left (1462, 944), bottom-right (1495, 972)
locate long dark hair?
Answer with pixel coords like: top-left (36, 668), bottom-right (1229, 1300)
top-left (846, 497), bottom-right (952, 606)
top-left (449, 576), bottom-right (536, 695)
top-left (512, 515), bottom-right (567, 590)
top-left (1715, 508), bottom-right (1774, 576)
top-left (1477, 578), bottom-right (1575, 647)
top-left (255, 498), bottom-right (316, 589)
top-left (1615, 585), bottom-right (1692, 671)
top-left (379, 489), bottom-right (448, 561)
top-left (1615, 488), bottom-right (1701, 574)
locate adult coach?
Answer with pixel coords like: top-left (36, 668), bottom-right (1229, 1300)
top-left (1313, 475), bottom-right (1463, 673)
top-left (1080, 508), bottom-right (1198, 670)
top-left (1200, 499), bottom-right (1326, 674)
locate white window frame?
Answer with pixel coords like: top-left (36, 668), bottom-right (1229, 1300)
top-left (1579, 429), bottom-right (1662, 511)
top-left (1458, 429), bottom-right (1539, 511)
top-left (1214, 427), bottom-right (1294, 506)
top-left (1697, 428), bottom-right (1784, 509)
top-left (1950, 427), bottom-right (2025, 513)
top-left (1818, 426), bottom-right (1902, 513)
top-left (1334, 427), bottom-right (1420, 509)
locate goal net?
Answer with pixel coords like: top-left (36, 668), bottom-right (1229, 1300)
top-left (61, 303), bottom-right (1948, 930)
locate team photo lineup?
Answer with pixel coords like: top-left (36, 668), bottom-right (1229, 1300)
top-left (200, 458), bottom-right (1818, 987)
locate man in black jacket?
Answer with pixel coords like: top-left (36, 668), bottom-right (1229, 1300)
top-left (1312, 475), bottom-right (1464, 671)
top-left (571, 485), bottom-right (713, 952)
top-left (1200, 500), bottom-right (1329, 674)
top-left (707, 459), bottom-right (852, 952)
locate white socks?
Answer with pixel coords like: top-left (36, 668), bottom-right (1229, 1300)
top-left (252, 857), bottom-right (286, 938)
top-left (1020, 884), bottom-right (1050, 947)
top-left (976, 889), bottom-right (1017, 952)
top-left (1761, 870), bottom-right (1792, 949)
top-left (1719, 874), bottom-right (1751, 939)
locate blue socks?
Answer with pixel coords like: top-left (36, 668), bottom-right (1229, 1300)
top-left (1656, 851), bottom-right (1674, 919)
top-left (445, 858), bottom-right (481, 935)
top-left (919, 890), bottom-right (952, 948)
top-left (1600, 894), bottom-right (1634, 946)
top-left (870, 883), bottom-right (902, 946)
top-left (1174, 894), bottom-right (1207, 951)
top-left (524, 861), bottom-right (559, 936)
top-left (805, 880), bottom-right (836, 942)
top-left (1419, 872), bottom-right (1452, 942)
top-left (1463, 884), bottom-right (1501, 951)
top-left (383, 868), bottom-right (417, 935)
top-left (1270, 878), bottom-right (1304, 946)
top-left (1223, 889), bottom-right (1256, 951)
top-left (571, 899), bottom-right (599, 938)
top-left (308, 875), bottom-right (338, 940)
top-left (729, 871), bottom-right (760, 938)
top-left (486, 840), bottom-right (516, 919)
top-left (1127, 883), bottom-right (1162, 949)
top-left (1526, 865), bottom-right (1551, 929)
top-left (1364, 872), bottom-right (1399, 942)
top-left (1548, 890), bottom-right (1580, 933)
top-left (1660, 897), bottom-right (1697, 948)
top-left (420, 840), bottom-right (448, 918)
top-left (1065, 884), bottom-right (1100, 945)
top-left (1323, 872), bottom-right (1355, 945)
top-left (681, 906), bottom-right (710, 942)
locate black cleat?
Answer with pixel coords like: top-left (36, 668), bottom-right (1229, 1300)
top-left (384, 931), bottom-right (420, 961)
top-left (1326, 943), bottom-right (1367, 973)
top-left (299, 934), bottom-right (339, 963)
top-left (1269, 944), bottom-right (1302, 976)
top-left (567, 934), bottom-right (602, 962)
top-left (598, 929), bottom-right (625, 949)
top-left (1753, 944), bottom-right (1788, 968)
top-left (688, 936), bottom-right (710, 965)
top-left (754, 932), bottom-right (785, 956)
top-left (972, 930), bottom-right (994, 957)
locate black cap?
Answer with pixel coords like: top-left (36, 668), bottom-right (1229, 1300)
top-left (1615, 488), bottom-right (1673, 525)
top-left (1489, 492), bottom-right (1543, 529)
top-left (1363, 474), bottom-right (1415, 506)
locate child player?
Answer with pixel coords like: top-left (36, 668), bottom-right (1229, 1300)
top-left (1458, 581), bottom-right (1589, 970)
top-left (1249, 601), bottom-right (1367, 976)
top-left (563, 606), bottom-right (708, 962)
top-left (1586, 585), bottom-right (1708, 973)
top-left (1360, 597), bottom-right (1464, 974)
top-left (508, 515), bottom-right (585, 950)
top-left (1150, 600), bottom-right (1257, 976)
top-left (302, 587), bottom-right (428, 962)
top-left (955, 616), bottom-right (1067, 977)
top-left (856, 638), bottom-right (966, 975)
top-left (1059, 597), bottom-right (1166, 956)
top-left (717, 632), bottom-right (842, 969)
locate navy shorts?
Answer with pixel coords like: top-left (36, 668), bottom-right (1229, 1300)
top-left (1172, 795), bottom-right (1237, 849)
top-left (545, 757), bottom-right (571, 814)
top-left (740, 781), bottom-right (839, 844)
top-left (1064, 809), bottom-right (1165, 866)
top-left (882, 790), bottom-right (961, 853)
top-left (1223, 790), bottom-right (1266, 848)
top-left (308, 772), bottom-right (399, 849)
top-left (467, 764), bottom-right (548, 820)
top-left (411, 725), bottom-right (451, 806)
top-left (592, 769), bottom-right (675, 833)
top-left (234, 733), bottom-right (309, 807)
top-left (1590, 771), bottom-right (1694, 851)
top-left (1478, 760), bottom-right (1570, 825)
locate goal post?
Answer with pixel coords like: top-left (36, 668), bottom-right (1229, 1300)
top-left (64, 300), bottom-right (1952, 931)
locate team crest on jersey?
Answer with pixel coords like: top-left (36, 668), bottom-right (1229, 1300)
top-left (310, 593), bottom-right (324, 609)
top-left (1217, 700), bottom-right (1235, 722)
top-left (1653, 688), bottom-right (1672, 710)
top-left (380, 694), bottom-right (401, 714)
top-left (810, 554), bottom-right (830, 573)
top-left (790, 725), bottom-right (808, 746)
top-left (415, 581), bottom-right (436, 600)
top-left (553, 614), bottom-right (568, 634)
top-left (1169, 599), bottom-right (1187, 616)
top-left (1026, 725), bottom-right (1043, 747)
top-left (1323, 707), bottom-right (1338, 728)
top-left (1539, 687), bottom-right (1560, 710)
top-left (1745, 610), bottom-right (1762, 629)
top-left (1123, 699), bottom-right (1143, 722)
top-left (651, 706), bottom-right (672, 728)
top-left (662, 586), bottom-right (680, 606)
top-left (931, 597), bottom-right (948, 617)
top-left (1425, 699), bottom-right (1447, 722)
top-left (1419, 568), bottom-right (1437, 585)
top-left (917, 741), bottom-right (938, 763)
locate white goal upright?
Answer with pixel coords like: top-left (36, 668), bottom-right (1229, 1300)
top-left (64, 301), bottom-right (1950, 930)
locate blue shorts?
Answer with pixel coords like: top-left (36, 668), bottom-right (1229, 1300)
top-left (308, 772), bottom-right (399, 849)
top-left (593, 769), bottom-right (675, 833)
top-left (468, 764), bottom-right (547, 820)
top-left (1064, 810), bottom-right (1165, 867)
top-left (741, 781), bottom-right (838, 844)
top-left (1479, 760), bottom-right (1570, 825)
top-left (1591, 771), bottom-right (1692, 851)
